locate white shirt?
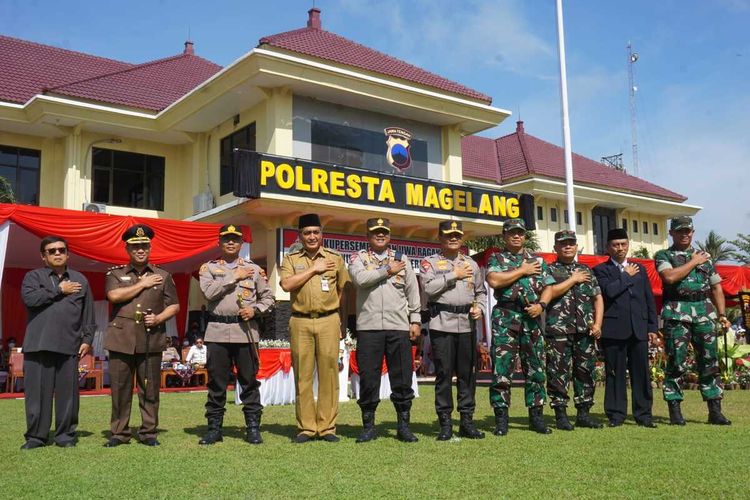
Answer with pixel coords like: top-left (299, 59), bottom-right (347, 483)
top-left (186, 344), bottom-right (207, 364)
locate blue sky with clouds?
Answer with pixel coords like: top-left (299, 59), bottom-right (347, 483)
top-left (2, 0), bottom-right (748, 243)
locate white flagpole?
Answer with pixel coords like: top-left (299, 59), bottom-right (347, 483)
top-left (556, 0), bottom-right (576, 233)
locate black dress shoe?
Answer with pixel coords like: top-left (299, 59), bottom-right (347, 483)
top-left (607, 420), bottom-right (623, 427)
top-left (20, 441), bottom-right (45, 450)
top-left (140, 438), bottom-right (160, 446)
top-left (320, 434), bottom-right (340, 442)
top-left (103, 438), bottom-right (126, 448)
top-left (292, 433), bottom-right (312, 444)
top-left (55, 441), bottom-right (76, 448)
top-left (636, 420), bottom-right (657, 428)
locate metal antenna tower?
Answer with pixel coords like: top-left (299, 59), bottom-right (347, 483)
top-left (627, 42), bottom-right (639, 176)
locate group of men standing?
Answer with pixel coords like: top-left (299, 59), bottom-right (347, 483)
top-left (18, 213), bottom-right (731, 450)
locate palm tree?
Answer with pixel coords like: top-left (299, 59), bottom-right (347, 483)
top-left (467, 230), bottom-right (540, 253)
top-left (729, 233), bottom-right (750, 264)
top-left (0, 176), bottom-right (14, 203)
top-left (697, 230), bottom-right (734, 262)
top-left (631, 246), bottom-right (650, 259)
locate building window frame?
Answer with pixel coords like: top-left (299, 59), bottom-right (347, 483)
top-left (0, 143), bottom-right (41, 205)
top-left (92, 148), bottom-right (165, 211)
top-left (537, 205), bottom-right (544, 221)
top-left (220, 122), bottom-right (256, 196)
top-left (653, 222), bottom-right (659, 236)
top-left (632, 219), bottom-right (639, 233)
top-left (550, 207), bottom-right (558, 223)
top-left (643, 221), bottom-right (649, 234)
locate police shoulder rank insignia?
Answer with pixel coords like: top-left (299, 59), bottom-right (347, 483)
top-left (349, 253), bottom-right (360, 264)
top-left (199, 264), bottom-right (208, 273)
top-left (420, 259), bottom-right (431, 272)
top-left (384, 127), bottom-right (412, 172)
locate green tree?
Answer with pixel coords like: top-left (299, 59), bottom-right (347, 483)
top-left (467, 230), bottom-right (540, 253)
top-left (696, 230), bottom-right (734, 262)
top-left (0, 176), bottom-right (14, 203)
top-left (729, 233), bottom-right (750, 264)
top-left (631, 246), bottom-right (650, 259)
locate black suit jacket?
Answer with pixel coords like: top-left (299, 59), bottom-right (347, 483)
top-left (592, 259), bottom-right (657, 341)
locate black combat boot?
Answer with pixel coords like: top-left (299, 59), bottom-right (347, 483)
top-left (528, 407), bottom-right (552, 434)
top-left (198, 416), bottom-right (224, 445)
top-left (356, 410), bottom-right (378, 443)
top-left (436, 413), bottom-right (452, 441)
top-left (458, 413), bottom-right (485, 439)
top-left (493, 407), bottom-right (508, 436)
top-left (668, 400), bottom-right (686, 426)
top-left (244, 413), bottom-right (263, 444)
top-left (396, 411), bottom-right (418, 442)
top-left (707, 399), bottom-right (731, 425)
top-left (554, 406), bottom-right (574, 430)
top-left (575, 404), bottom-right (603, 429)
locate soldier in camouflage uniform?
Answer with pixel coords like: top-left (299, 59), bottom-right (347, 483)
top-left (486, 218), bottom-right (556, 435)
top-left (655, 216), bottom-right (731, 425)
top-left (544, 230), bottom-right (604, 430)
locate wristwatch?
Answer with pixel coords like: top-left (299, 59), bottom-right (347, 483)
top-left (538, 301), bottom-right (547, 311)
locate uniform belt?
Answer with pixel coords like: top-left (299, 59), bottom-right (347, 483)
top-left (291, 310), bottom-right (338, 319)
top-left (496, 301), bottom-right (524, 312)
top-left (208, 313), bottom-right (242, 324)
top-left (427, 302), bottom-right (472, 315)
top-left (664, 291), bottom-right (709, 302)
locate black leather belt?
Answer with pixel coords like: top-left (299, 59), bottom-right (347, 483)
top-left (427, 302), bottom-right (472, 315)
top-left (664, 291), bottom-right (709, 302)
top-left (291, 310), bottom-right (338, 319)
top-left (496, 301), bottom-right (524, 312)
top-left (208, 313), bottom-right (242, 324)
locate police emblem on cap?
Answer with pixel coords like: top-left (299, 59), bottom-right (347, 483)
top-left (384, 127), bottom-right (412, 172)
top-left (219, 224), bottom-right (243, 237)
top-left (439, 220), bottom-right (464, 235)
top-left (122, 224), bottom-right (154, 244)
top-left (367, 218), bottom-right (390, 232)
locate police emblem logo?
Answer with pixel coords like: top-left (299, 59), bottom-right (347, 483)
top-left (450, 222), bottom-right (458, 230)
top-left (384, 127), bottom-right (412, 172)
top-left (136, 227), bottom-right (145, 237)
top-left (228, 225), bottom-right (236, 232)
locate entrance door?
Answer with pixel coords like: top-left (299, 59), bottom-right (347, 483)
top-left (592, 207), bottom-right (616, 255)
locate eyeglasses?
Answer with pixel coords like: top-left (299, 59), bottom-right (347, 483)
top-left (128, 243), bottom-right (151, 251)
top-left (45, 247), bottom-right (68, 255)
top-left (220, 237), bottom-right (242, 244)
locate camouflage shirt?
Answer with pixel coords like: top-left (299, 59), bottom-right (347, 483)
top-left (545, 261), bottom-right (601, 337)
top-left (654, 245), bottom-right (722, 324)
top-left (487, 250), bottom-right (555, 305)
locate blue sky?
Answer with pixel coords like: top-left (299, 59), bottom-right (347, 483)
top-left (2, 0), bottom-right (748, 244)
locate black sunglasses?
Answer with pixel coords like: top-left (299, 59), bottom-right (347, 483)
top-left (44, 247), bottom-right (68, 255)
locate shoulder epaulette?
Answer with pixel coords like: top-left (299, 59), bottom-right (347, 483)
top-left (105, 264), bottom-right (125, 275)
top-left (325, 248), bottom-right (341, 256)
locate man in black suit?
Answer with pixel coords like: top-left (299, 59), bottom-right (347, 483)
top-left (20, 236), bottom-right (96, 449)
top-left (593, 229), bottom-right (658, 428)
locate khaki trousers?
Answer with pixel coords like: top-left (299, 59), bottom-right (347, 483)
top-left (290, 313), bottom-right (340, 437)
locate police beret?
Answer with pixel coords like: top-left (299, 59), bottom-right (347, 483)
top-left (367, 218), bottom-right (390, 233)
top-left (122, 224), bottom-right (154, 244)
top-left (439, 220), bottom-right (463, 235)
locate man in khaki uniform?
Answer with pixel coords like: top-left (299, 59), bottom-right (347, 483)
top-left (197, 224), bottom-right (275, 445)
top-left (103, 225), bottom-right (179, 447)
top-left (349, 218), bottom-right (421, 443)
top-left (421, 220), bottom-right (486, 440)
top-left (280, 214), bottom-right (349, 443)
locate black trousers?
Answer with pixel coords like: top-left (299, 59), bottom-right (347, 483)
top-left (430, 330), bottom-right (477, 415)
top-left (601, 335), bottom-right (653, 423)
top-left (205, 342), bottom-right (261, 419)
top-left (356, 330), bottom-right (414, 412)
top-left (23, 351), bottom-right (80, 445)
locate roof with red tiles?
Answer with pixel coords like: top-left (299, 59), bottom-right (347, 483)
top-left (462, 121), bottom-right (687, 201)
top-left (0, 35), bottom-right (221, 111)
top-left (258, 8), bottom-right (492, 104)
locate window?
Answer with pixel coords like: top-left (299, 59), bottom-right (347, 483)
top-left (622, 218), bottom-right (628, 229)
top-left (0, 144), bottom-right (40, 205)
top-left (643, 221), bottom-right (649, 234)
top-left (576, 211), bottom-right (583, 225)
top-left (632, 219), bottom-right (639, 233)
top-left (536, 205), bottom-right (544, 221)
top-left (311, 120), bottom-right (429, 178)
top-left (653, 222), bottom-right (659, 235)
top-left (550, 207), bottom-right (558, 223)
top-left (220, 123), bottom-right (256, 195)
top-left (92, 148), bottom-right (164, 210)
top-left (564, 210), bottom-right (568, 224)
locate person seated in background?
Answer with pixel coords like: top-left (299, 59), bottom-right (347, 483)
top-left (187, 322), bottom-right (201, 345)
top-left (185, 338), bottom-right (207, 367)
top-left (162, 338), bottom-right (181, 364)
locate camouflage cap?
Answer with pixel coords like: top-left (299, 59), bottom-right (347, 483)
top-left (670, 216), bottom-right (694, 231)
top-left (554, 230), bottom-right (577, 242)
top-left (502, 218), bottom-right (526, 233)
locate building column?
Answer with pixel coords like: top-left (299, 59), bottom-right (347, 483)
top-left (261, 87), bottom-right (293, 157)
top-left (441, 124), bottom-right (463, 183)
top-left (62, 126), bottom-right (83, 210)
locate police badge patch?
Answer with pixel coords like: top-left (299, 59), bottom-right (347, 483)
top-left (384, 127), bottom-right (412, 172)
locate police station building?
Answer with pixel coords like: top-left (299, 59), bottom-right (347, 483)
top-left (0, 8), bottom-right (697, 333)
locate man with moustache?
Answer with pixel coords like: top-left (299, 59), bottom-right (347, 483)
top-left (486, 218), bottom-right (555, 436)
top-left (655, 216), bottom-right (731, 425)
top-left (593, 228), bottom-right (657, 428)
top-left (420, 220), bottom-right (486, 440)
top-left (348, 217), bottom-right (421, 443)
top-left (103, 225), bottom-right (180, 447)
top-left (280, 214), bottom-right (350, 443)
top-left (20, 236), bottom-right (96, 449)
top-left (198, 224), bottom-right (275, 445)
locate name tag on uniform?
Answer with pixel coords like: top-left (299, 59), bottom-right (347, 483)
top-left (321, 277), bottom-right (330, 292)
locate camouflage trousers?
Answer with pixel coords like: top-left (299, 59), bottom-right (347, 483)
top-left (545, 333), bottom-right (597, 408)
top-left (489, 308), bottom-right (546, 409)
top-left (662, 319), bottom-right (723, 402)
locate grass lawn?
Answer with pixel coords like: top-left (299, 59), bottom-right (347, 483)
top-left (1, 385), bottom-right (748, 499)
